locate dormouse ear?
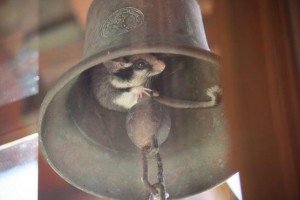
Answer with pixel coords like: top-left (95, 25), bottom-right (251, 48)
top-left (103, 60), bottom-right (132, 73)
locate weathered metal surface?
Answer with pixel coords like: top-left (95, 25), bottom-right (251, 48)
top-left (39, 0), bottom-right (235, 199)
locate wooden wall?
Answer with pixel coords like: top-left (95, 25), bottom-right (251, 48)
top-left (215, 0), bottom-right (300, 199)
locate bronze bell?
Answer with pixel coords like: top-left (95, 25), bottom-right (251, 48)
top-left (39, 0), bottom-right (235, 199)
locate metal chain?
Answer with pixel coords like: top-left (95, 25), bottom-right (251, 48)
top-left (141, 135), bottom-right (168, 200)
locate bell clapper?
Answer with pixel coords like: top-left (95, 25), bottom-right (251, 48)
top-left (126, 97), bottom-right (171, 200)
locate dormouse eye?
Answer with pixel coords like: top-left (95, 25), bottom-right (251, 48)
top-left (133, 59), bottom-right (150, 70)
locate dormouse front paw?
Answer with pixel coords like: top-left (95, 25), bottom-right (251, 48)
top-left (131, 86), bottom-right (152, 99)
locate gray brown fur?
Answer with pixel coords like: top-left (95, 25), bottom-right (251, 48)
top-left (89, 54), bottom-right (165, 112)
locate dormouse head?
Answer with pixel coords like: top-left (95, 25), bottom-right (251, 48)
top-left (129, 54), bottom-right (166, 76)
top-left (106, 54), bottom-right (165, 88)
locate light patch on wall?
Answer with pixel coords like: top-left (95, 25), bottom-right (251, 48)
top-left (0, 134), bottom-right (38, 200)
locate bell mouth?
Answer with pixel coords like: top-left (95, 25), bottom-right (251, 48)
top-left (69, 52), bottom-right (219, 153)
top-left (38, 45), bottom-right (234, 200)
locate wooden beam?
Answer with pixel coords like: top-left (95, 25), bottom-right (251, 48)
top-left (68, 0), bottom-right (93, 29)
top-left (198, 0), bottom-right (215, 17)
top-left (215, 0), bottom-right (300, 199)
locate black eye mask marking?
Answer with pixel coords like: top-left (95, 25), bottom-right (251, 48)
top-left (113, 67), bottom-right (134, 81)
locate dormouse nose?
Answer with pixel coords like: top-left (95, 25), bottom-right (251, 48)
top-left (154, 60), bottom-right (166, 72)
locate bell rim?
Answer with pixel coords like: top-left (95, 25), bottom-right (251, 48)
top-left (38, 44), bottom-right (219, 133)
top-left (38, 45), bottom-right (230, 200)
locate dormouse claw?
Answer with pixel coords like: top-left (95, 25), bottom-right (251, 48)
top-left (131, 86), bottom-right (152, 99)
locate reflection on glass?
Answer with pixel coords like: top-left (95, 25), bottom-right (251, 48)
top-left (0, 0), bottom-right (38, 106)
top-left (0, 134), bottom-right (38, 200)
